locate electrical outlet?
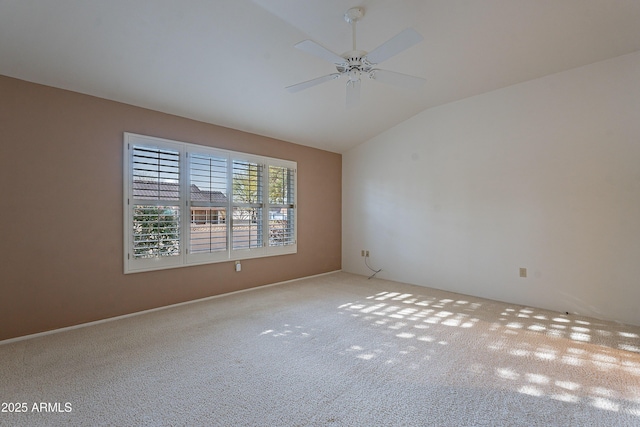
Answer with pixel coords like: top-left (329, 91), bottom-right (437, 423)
top-left (365, 250), bottom-right (370, 257)
top-left (519, 267), bottom-right (527, 278)
top-left (361, 250), bottom-right (365, 257)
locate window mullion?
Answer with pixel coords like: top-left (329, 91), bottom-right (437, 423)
top-left (182, 148), bottom-right (189, 258)
top-left (263, 164), bottom-right (270, 248)
top-left (226, 153), bottom-right (233, 258)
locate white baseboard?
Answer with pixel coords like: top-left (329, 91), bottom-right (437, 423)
top-left (0, 270), bottom-right (342, 346)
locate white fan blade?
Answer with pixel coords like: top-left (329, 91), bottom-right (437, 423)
top-left (365, 28), bottom-right (423, 65)
top-left (286, 73), bottom-right (341, 93)
top-left (295, 40), bottom-right (346, 65)
top-left (346, 79), bottom-right (361, 109)
top-left (369, 69), bottom-right (425, 90)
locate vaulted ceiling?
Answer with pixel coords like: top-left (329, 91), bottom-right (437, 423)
top-left (2, 0), bottom-right (640, 153)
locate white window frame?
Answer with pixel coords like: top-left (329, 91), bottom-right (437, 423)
top-left (124, 133), bottom-right (297, 274)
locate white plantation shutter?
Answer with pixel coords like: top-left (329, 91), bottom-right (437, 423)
top-left (232, 159), bottom-right (264, 252)
top-left (132, 146), bottom-right (180, 201)
top-left (124, 133), bottom-right (296, 273)
top-left (188, 152), bottom-right (228, 259)
top-left (125, 136), bottom-right (183, 272)
top-left (268, 166), bottom-right (296, 248)
top-left (131, 206), bottom-right (181, 258)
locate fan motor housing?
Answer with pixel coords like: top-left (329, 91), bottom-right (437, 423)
top-left (336, 50), bottom-right (372, 74)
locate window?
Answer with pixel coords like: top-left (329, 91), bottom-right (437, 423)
top-left (268, 166), bottom-right (295, 247)
top-left (232, 159), bottom-right (263, 250)
top-left (189, 152), bottom-right (228, 257)
top-left (124, 133), bottom-right (297, 273)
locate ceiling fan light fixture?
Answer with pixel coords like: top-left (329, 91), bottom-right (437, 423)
top-left (348, 68), bottom-right (361, 82)
top-left (287, 6), bottom-right (425, 107)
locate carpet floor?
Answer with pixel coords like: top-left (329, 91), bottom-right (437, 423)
top-left (1, 272), bottom-right (639, 426)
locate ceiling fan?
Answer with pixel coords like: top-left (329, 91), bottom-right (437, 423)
top-left (286, 7), bottom-right (425, 108)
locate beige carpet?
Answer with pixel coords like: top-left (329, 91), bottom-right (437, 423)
top-left (1, 272), bottom-right (640, 426)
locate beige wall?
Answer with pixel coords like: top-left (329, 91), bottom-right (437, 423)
top-left (0, 75), bottom-right (342, 341)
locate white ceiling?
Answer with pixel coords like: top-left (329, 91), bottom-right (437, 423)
top-left (2, 1), bottom-right (640, 153)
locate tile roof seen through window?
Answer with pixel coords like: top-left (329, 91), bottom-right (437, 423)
top-left (133, 180), bottom-right (227, 203)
